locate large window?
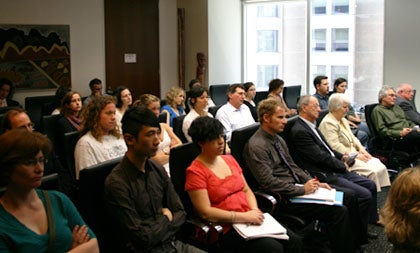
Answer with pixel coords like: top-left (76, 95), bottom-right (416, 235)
top-left (257, 30), bottom-right (278, 52)
top-left (331, 28), bottom-right (349, 51)
top-left (244, 0), bottom-right (384, 106)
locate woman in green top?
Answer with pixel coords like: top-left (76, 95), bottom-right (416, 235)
top-left (0, 129), bottom-right (99, 253)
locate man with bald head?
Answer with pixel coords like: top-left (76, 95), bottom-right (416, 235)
top-left (396, 83), bottom-right (420, 125)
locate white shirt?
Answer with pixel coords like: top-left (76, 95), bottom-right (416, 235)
top-left (216, 102), bottom-right (255, 141)
top-left (182, 109), bottom-right (213, 142)
top-left (74, 131), bottom-right (127, 179)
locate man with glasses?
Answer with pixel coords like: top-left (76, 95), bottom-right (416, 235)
top-left (0, 108), bottom-right (72, 195)
top-left (372, 86), bottom-right (420, 157)
top-left (215, 83), bottom-right (255, 142)
top-left (396, 83), bottom-right (420, 125)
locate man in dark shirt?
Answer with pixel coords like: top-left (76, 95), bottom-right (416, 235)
top-left (104, 106), bottom-right (203, 253)
top-left (313, 75), bottom-right (330, 110)
top-left (396, 83), bottom-right (420, 125)
top-left (244, 99), bottom-right (357, 253)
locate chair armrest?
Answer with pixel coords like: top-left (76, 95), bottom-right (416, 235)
top-left (184, 218), bottom-right (223, 246)
top-left (254, 190), bottom-right (277, 214)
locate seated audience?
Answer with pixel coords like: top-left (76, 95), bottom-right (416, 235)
top-left (0, 129), bottom-right (99, 252)
top-left (135, 94), bottom-right (182, 176)
top-left (396, 83), bottom-right (420, 125)
top-left (382, 167), bottom-right (420, 253)
top-left (313, 75), bottom-right (330, 110)
top-left (244, 99), bottom-right (358, 253)
top-left (0, 78), bottom-right (21, 108)
top-left (58, 91), bottom-right (83, 133)
top-left (114, 86), bottom-right (132, 132)
top-left (83, 78), bottom-right (103, 106)
top-left (50, 85), bottom-right (72, 115)
top-left (74, 96), bottom-right (127, 179)
top-left (332, 78), bottom-right (370, 146)
top-left (288, 95), bottom-right (379, 241)
top-left (104, 106), bottom-right (204, 253)
top-left (319, 93), bottom-right (391, 192)
top-left (161, 86), bottom-right (186, 127)
top-left (187, 79), bottom-right (215, 111)
top-left (186, 116), bottom-right (303, 253)
top-left (267, 79), bottom-right (297, 117)
top-left (371, 85), bottom-right (420, 157)
top-left (182, 86), bottom-right (213, 142)
top-left (215, 84), bottom-right (255, 142)
top-left (243, 82), bottom-right (258, 121)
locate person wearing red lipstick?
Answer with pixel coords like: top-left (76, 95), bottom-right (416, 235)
top-left (0, 129), bottom-right (99, 253)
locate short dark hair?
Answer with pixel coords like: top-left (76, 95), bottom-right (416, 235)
top-left (89, 78), bottom-right (102, 89)
top-left (188, 79), bottom-right (201, 89)
top-left (188, 86), bottom-right (207, 107)
top-left (188, 116), bottom-right (224, 144)
top-left (122, 105), bottom-right (160, 137)
top-left (313, 75), bottom-right (328, 89)
top-left (1, 108), bottom-right (27, 132)
top-left (0, 129), bottom-right (52, 187)
top-left (268, 79), bottom-right (284, 93)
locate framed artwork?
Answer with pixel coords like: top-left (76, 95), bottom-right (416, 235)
top-left (0, 24), bottom-right (71, 90)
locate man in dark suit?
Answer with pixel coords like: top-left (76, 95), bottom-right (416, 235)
top-left (287, 95), bottom-right (379, 240)
top-left (0, 78), bottom-right (21, 108)
top-left (396, 83), bottom-right (420, 125)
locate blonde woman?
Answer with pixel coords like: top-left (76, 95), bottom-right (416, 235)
top-left (161, 86), bottom-right (186, 127)
top-left (134, 94), bottom-right (182, 176)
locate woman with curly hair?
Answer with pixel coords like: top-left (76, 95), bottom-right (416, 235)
top-left (161, 86), bottom-right (186, 127)
top-left (382, 167), bottom-right (420, 253)
top-left (74, 96), bottom-right (127, 179)
top-left (134, 94), bottom-right (182, 176)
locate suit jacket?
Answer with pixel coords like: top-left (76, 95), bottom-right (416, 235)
top-left (288, 117), bottom-right (346, 181)
top-left (318, 113), bottom-right (363, 154)
top-left (396, 96), bottom-right (420, 125)
top-left (5, 98), bottom-right (21, 107)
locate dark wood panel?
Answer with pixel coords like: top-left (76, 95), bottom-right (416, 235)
top-left (105, 0), bottom-right (160, 99)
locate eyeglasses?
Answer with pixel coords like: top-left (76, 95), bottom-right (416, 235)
top-left (387, 94), bottom-right (397, 97)
top-left (21, 157), bottom-right (48, 167)
top-left (19, 122), bottom-right (35, 130)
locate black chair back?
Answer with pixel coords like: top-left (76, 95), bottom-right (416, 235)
top-left (169, 142), bottom-right (200, 219)
top-left (63, 131), bottom-right (80, 181)
top-left (254, 91), bottom-right (268, 106)
top-left (0, 106), bottom-right (21, 115)
top-left (230, 123), bottom-right (260, 189)
top-left (283, 85), bottom-right (301, 109)
top-left (39, 173), bottom-right (59, 191)
top-left (208, 105), bottom-right (222, 117)
top-left (172, 115), bottom-right (188, 143)
top-left (77, 157), bottom-right (123, 252)
top-left (25, 95), bottom-right (55, 131)
top-left (209, 84), bottom-right (229, 106)
top-left (41, 114), bottom-right (62, 151)
top-left (158, 111), bottom-right (168, 124)
top-left (316, 109), bottom-right (329, 127)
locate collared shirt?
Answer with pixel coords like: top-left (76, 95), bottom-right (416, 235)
top-left (244, 127), bottom-right (312, 197)
top-left (182, 108), bottom-right (213, 142)
top-left (371, 104), bottom-right (415, 138)
top-left (299, 116), bottom-right (335, 157)
top-left (215, 102), bottom-right (255, 141)
top-left (104, 156), bottom-right (186, 252)
top-left (314, 92), bottom-right (329, 110)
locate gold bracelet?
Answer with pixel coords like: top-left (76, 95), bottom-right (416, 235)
top-left (230, 211), bottom-right (236, 223)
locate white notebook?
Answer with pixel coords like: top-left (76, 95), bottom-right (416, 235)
top-left (232, 213), bottom-right (289, 241)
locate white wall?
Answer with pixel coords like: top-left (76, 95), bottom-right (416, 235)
top-left (0, 0), bottom-right (105, 106)
top-left (159, 0), bottom-right (178, 97)
top-left (208, 0), bottom-right (242, 85)
top-left (384, 0), bottom-right (420, 107)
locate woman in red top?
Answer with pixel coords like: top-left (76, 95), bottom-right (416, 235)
top-left (185, 116), bottom-right (302, 253)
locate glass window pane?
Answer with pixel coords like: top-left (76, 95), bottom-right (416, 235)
top-left (312, 29), bottom-right (326, 51)
top-left (332, 28), bottom-right (349, 51)
top-left (313, 0), bottom-right (326, 15)
top-left (257, 5), bottom-right (279, 17)
top-left (257, 30), bottom-right (278, 52)
top-left (332, 0), bottom-right (349, 14)
top-left (257, 65), bottom-right (278, 89)
top-left (331, 66), bottom-right (348, 88)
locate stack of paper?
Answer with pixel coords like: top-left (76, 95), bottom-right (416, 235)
top-left (290, 186), bottom-right (343, 206)
top-left (233, 213), bottom-right (289, 241)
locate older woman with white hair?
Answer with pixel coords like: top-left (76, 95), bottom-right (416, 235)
top-left (319, 93), bottom-right (390, 192)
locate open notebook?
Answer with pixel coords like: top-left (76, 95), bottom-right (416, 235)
top-left (233, 213), bottom-right (289, 241)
